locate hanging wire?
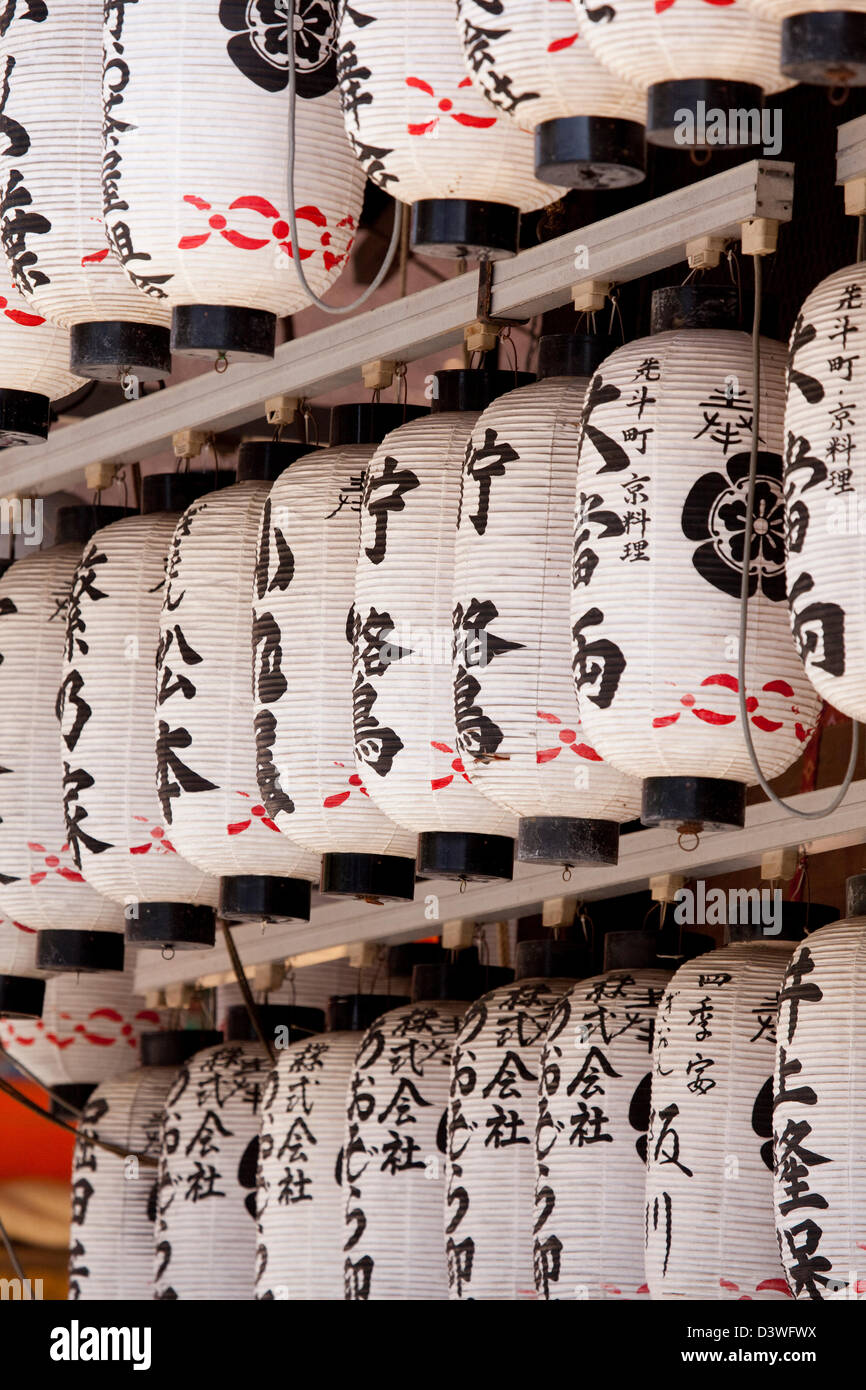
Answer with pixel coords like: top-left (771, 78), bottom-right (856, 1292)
top-left (0, 1071), bottom-right (158, 1166)
top-left (737, 252), bottom-right (859, 817)
top-left (0, 1209), bottom-right (25, 1282)
top-left (220, 918), bottom-right (276, 1063)
top-left (858, 214), bottom-right (866, 264)
top-left (0, 1040), bottom-right (85, 1117)
top-left (286, 2), bottom-right (403, 314)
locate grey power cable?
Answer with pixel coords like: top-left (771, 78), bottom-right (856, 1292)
top-left (0, 1210), bottom-right (25, 1282)
top-left (736, 252), bottom-right (859, 817)
top-left (286, 2), bottom-right (404, 314)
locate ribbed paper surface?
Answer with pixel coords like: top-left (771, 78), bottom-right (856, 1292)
top-left (0, 275), bottom-right (82, 403)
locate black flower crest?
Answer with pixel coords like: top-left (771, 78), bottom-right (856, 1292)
top-left (219, 0), bottom-right (337, 97)
top-left (682, 451), bottom-right (786, 603)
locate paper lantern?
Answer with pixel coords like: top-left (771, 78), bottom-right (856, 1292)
top-left (534, 932), bottom-right (671, 1300)
top-left (58, 475), bottom-right (223, 954)
top-left (354, 371), bottom-right (528, 882)
top-left (452, 337), bottom-right (641, 868)
top-left (0, 962), bottom-right (162, 1114)
top-left (337, 0), bottom-right (565, 259)
top-left (256, 992), bottom-right (407, 1301)
top-left (772, 877), bottom-right (866, 1299)
top-left (574, 0), bottom-right (791, 147)
top-left (0, 2), bottom-right (171, 381)
top-left (0, 274), bottom-right (84, 445)
top-left (445, 939), bottom-right (585, 1300)
top-left (155, 1004), bottom-right (324, 1300)
top-left (254, 406), bottom-right (425, 903)
top-left (782, 263), bottom-right (866, 718)
top-left (343, 949), bottom-right (511, 1300)
top-left (644, 904), bottom-right (835, 1300)
top-left (103, 0), bottom-right (365, 362)
top-left (157, 445), bottom-right (320, 926)
top-left (456, 0), bottom-right (645, 187)
top-left (571, 286), bottom-right (821, 835)
top-left (68, 1030), bottom-right (221, 1301)
top-left (0, 508), bottom-right (134, 999)
top-left (744, 0), bottom-right (866, 84)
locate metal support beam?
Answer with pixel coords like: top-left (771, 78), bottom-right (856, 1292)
top-left (2, 160), bottom-right (792, 497)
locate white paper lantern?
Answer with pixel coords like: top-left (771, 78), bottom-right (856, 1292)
top-left (452, 341), bottom-right (641, 869)
top-left (535, 939), bottom-right (671, 1300)
top-left (743, 0), bottom-right (866, 84)
top-left (0, 962), bottom-right (162, 1108)
top-left (157, 447), bottom-right (320, 926)
top-left (445, 942), bottom-right (583, 1300)
top-left (574, 0), bottom-right (792, 147)
top-left (772, 879), bottom-right (866, 1300)
top-left (256, 993), bottom-right (406, 1301)
top-left (68, 1030), bottom-right (221, 1301)
top-left (0, 510), bottom-right (130, 998)
top-left (644, 927), bottom-right (818, 1300)
top-left (0, 273), bottom-right (84, 445)
top-left (0, 2), bottom-right (171, 382)
top-left (353, 373), bottom-right (522, 883)
top-left (155, 1005), bottom-right (323, 1300)
top-left (59, 479), bottom-right (220, 954)
top-left (456, 0), bottom-right (645, 187)
top-left (571, 287), bottom-right (821, 835)
top-left (782, 263), bottom-right (866, 720)
top-left (337, 0), bottom-right (565, 259)
top-left (254, 408), bottom-right (421, 902)
top-left (103, 0), bottom-right (365, 361)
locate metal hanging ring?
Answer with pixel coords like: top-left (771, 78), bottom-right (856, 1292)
top-left (690, 147), bottom-right (712, 167)
top-left (214, 353), bottom-right (229, 374)
top-left (677, 829), bottom-right (700, 853)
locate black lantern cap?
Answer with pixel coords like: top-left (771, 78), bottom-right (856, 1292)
top-left (847, 873), bottom-right (866, 917)
top-left (411, 947), bottom-right (514, 1002)
top-left (386, 943), bottom-right (447, 980)
top-left (0, 388), bottom-right (51, 446)
top-left (329, 402), bottom-right (428, 447)
top-left (320, 853), bottom-right (416, 902)
top-left (51, 1083), bottom-right (96, 1118)
top-left (226, 1003), bottom-right (325, 1045)
top-left (514, 938), bottom-right (589, 980)
top-left (237, 440), bottom-right (312, 482)
top-left (0, 974), bottom-right (45, 1019)
top-left (69, 321), bottom-right (171, 383)
top-left (535, 115), bottom-right (646, 188)
top-left (219, 874), bottom-right (312, 925)
top-left (171, 305), bottom-right (276, 362)
top-left (140, 470), bottom-right (232, 515)
top-left (125, 903), bottom-right (216, 952)
top-left (603, 929), bottom-right (661, 971)
top-left (537, 333), bottom-right (613, 382)
top-left (782, 11), bottom-right (866, 85)
top-left (410, 198), bottom-right (520, 260)
top-left (326, 993), bottom-right (410, 1032)
top-left (651, 284), bottom-right (741, 335)
top-left (141, 1030), bottom-right (223, 1067)
top-left (646, 79), bottom-right (764, 149)
top-left (55, 504), bottom-right (134, 545)
top-left (417, 831), bottom-right (514, 883)
top-left (36, 929), bottom-right (125, 975)
top-left (725, 900), bottom-right (839, 945)
top-left (518, 816), bottom-right (619, 867)
top-left (431, 368), bottom-right (534, 414)
top-left (641, 776), bottom-right (747, 833)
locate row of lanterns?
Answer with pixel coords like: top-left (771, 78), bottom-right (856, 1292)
top-left (0, 267), bottom-right (860, 1006)
top-left (4, 893), bottom-right (866, 1301)
top-left (0, 0), bottom-right (863, 445)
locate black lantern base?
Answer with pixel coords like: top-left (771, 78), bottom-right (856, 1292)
top-left (0, 387), bottom-right (50, 446)
top-left (69, 321), bottom-right (171, 382)
top-left (535, 116), bottom-right (646, 188)
top-left (141, 1030), bottom-right (223, 1066)
top-left (647, 79), bottom-right (763, 148)
top-left (782, 11), bottom-right (866, 85)
top-left (51, 1083), bottom-right (96, 1118)
top-left (641, 776), bottom-right (747, 832)
top-left (514, 937), bottom-right (589, 980)
top-left (410, 199), bottom-right (520, 260)
top-left (517, 816), bottom-right (619, 867)
top-left (0, 974), bottom-right (45, 1019)
top-left (36, 929), bottom-right (125, 974)
top-left (320, 853), bottom-right (416, 902)
top-left (219, 874), bottom-right (312, 924)
top-left (171, 304), bottom-right (276, 362)
top-left (417, 831), bottom-right (514, 882)
top-left (126, 903), bottom-right (216, 951)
